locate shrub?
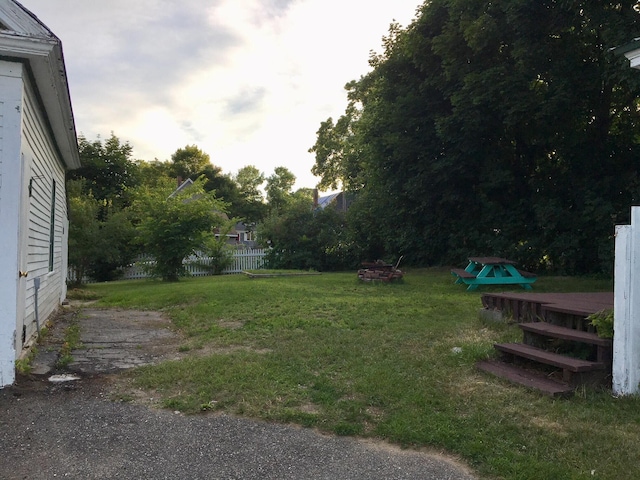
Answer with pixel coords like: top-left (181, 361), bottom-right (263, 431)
top-left (588, 309), bottom-right (614, 339)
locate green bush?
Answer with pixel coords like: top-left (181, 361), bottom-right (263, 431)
top-left (132, 177), bottom-right (228, 281)
top-left (194, 226), bottom-right (235, 275)
top-left (588, 309), bottom-right (614, 339)
top-left (259, 205), bottom-right (358, 271)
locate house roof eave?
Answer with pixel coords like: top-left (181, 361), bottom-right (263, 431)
top-left (0, 1), bottom-right (80, 170)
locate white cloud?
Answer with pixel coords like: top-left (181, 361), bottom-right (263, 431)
top-left (21, 0), bottom-right (421, 190)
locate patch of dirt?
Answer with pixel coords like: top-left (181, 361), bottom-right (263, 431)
top-left (298, 403), bottom-right (321, 414)
top-left (104, 373), bottom-right (167, 409)
top-left (40, 306), bottom-right (77, 344)
top-left (33, 307), bottom-right (272, 408)
top-left (357, 439), bottom-right (477, 477)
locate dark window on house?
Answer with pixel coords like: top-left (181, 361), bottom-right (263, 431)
top-left (49, 179), bottom-right (56, 271)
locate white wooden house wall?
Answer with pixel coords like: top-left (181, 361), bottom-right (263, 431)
top-left (21, 69), bottom-right (69, 348)
top-left (0, 0), bottom-right (80, 387)
top-left (0, 59), bottom-right (70, 385)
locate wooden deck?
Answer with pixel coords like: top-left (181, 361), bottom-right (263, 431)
top-left (478, 292), bottom-right (613, 395)
top-left (481, 292), bottom-right (613, 324)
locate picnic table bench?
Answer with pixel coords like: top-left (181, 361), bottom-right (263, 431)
top-left (451, 256), bottom-right (536, 291)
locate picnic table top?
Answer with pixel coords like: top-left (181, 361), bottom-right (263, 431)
top-left (468, 256), bottom-right (517, 265)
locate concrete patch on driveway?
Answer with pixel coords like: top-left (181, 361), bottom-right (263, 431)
top-left (30, 307), bottom-right (184, 376)
top-left (68, 309), bottom-right (183, 374)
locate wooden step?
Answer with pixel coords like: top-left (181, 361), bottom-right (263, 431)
top-left (477, 360), bottom-right (574, 397)
top-left (519, 322), bottom-right (612, 347)
top-left (494, 343), bottom-right (605, 372)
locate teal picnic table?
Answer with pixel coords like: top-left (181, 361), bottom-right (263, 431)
top-left (451, 256), bottom-right (536, 291)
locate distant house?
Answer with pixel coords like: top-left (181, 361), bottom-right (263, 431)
top-left (213, 219), bottom-right (258, 248)
top-left (615, 38), bottom-right (640, 69)
top-left (313, 190), bottom-right (353, 213)
top-left (226, 222), bottom-right (258, 247)
top-left (0, 0), bottom-right (80, 387)
top-left (170, 178), bottom-right (259, 247)
top-left (169, 177), bottom-right (195, 197)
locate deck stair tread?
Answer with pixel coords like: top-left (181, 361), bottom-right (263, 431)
top-left (477, 360), bottom-right (573, 397)
top-left (494, 342), bottom-right (605, 372)
top-left (519, 322), bottom-right (612, 347)
top-left (540, 304), bottom-right (606, 317)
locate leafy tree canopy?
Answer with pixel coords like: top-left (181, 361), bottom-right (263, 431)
top-left (311, 0), bottom-right (640, 275)
top-left (135, 159), bottom-right (173, 187)
top-left (68, 133), bottom-right (139, 209)
top-left (265, 166), bottom-right (296, 213)
top-left (235, 165), bottom-right (265, 202)
top-left (67, 133), bottom-right (139, 282)
top-left (170, 144), bottom-right (211, 180)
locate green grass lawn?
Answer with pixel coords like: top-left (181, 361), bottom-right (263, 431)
top-left (77, 269), bottom-right (638, 480)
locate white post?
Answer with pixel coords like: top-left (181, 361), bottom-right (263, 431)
top-left (613, 206), bottom-right (640, 395)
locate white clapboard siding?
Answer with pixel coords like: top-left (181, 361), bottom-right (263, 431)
top-left (20, 77), bottom-right (68, 345)
top-left (0, 2), bottom-right (80, 387)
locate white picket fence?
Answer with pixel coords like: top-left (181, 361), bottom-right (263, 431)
top-left (69, 248), bottom-right (268, 283)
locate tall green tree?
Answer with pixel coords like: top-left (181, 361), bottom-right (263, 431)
top-left (67, 134), bottom-right (139, 282)
top-left (311, 0), bottom-right (640, 274)
top-left (170, 144), bottom-right (211, 180)
top-left (265, 166), bottom-right (296, 213)
top-left (235, 165), bottom-right (265, 202)
top-left (232, 165), bottom-right (268, 223)
top-left (68, 133), bottom-right (139, 209)
top-left (310, 102), bottom-right (361, 192)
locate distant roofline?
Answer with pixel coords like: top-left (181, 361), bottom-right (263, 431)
top-left (613, 37), bottom-right (640, 56)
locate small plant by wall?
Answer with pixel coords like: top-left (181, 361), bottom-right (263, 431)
top-left (588, 309), bottom-right (614, 339)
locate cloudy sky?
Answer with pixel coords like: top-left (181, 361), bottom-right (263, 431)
top-left (20, 0), bottom-right (422, 191)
